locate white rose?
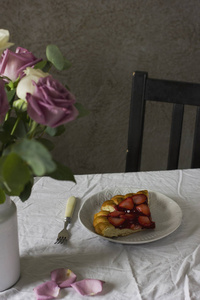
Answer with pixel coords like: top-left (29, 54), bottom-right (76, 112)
top-left (16, 67), bottom-right (49, 100)
top-left (0, 29), bottom-right (14, 55)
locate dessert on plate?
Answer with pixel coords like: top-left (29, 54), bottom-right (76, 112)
top-left (93, 190), bottom-right (155, 237)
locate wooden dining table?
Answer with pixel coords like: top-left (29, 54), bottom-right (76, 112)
top-left (1, 168), bottom-right (200, 300)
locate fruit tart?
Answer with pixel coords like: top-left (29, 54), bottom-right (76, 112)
top-left (93, 190), bottom-right (155, 237)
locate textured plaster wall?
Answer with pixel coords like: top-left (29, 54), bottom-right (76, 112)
top-left (1, 0), bottom-right (200, 174)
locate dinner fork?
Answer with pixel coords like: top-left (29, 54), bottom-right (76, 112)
top-left (54, 196), bottom-right (77, 244)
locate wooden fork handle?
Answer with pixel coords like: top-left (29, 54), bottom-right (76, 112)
top-left (65, 196), bottom-right (76, 218)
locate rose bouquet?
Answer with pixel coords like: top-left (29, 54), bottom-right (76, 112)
top-left (0, 29), bottom-right (87, 203)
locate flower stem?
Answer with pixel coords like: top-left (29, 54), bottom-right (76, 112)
top-left (11, 117), bottom-right (20, 136)
top-left (5, 109), bottom-right (11, 121)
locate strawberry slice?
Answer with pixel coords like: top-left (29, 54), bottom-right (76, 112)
top-left (130, 224), bottom-right (142, 230)
top-left (132, 194), bottom-right (147, 205)
top-left (108, 217), bottom-right (125, 227)
top-left (108, 211), bottom-right (125, 217)
top-left (138, 216), bottom-right (155, 228)
top-left (118, 197), bottom-right (134, 210)
top-left (136, 204), bottom-right (150, 216)
top-left (120, 213), bottom-right (137, 220)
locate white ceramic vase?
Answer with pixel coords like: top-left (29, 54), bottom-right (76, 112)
top-left (0, 195), bottom-right (20, 291)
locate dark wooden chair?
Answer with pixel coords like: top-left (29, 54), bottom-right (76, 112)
top-left (126, 71), bottom-right (200, 172)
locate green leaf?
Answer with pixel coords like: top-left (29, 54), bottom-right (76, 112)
top-left (6, 88), bottom-right (16, 103)
top-left (7, 77), bottom-right (20, 89)
top-left (0, 153), bottom-right (31, 196)
top-left (0, 130), bottom-right (14, 144)
top-left (7, 81), bottom-right (15, 90)
top-left (3, 117), bottom-right (16, 134)
top-left (45, 126), bottom-right (57, 136)
top-left (34, 60), bottom-right (52, 72)
top-left (75, 102), bottom-right (90, 118)
top-left (11, 138), bottom-right (56, 176)
top-left (45, 125), bottom-right (65, 137)
top-left (46, 44), bottom-right (68, 71)
top-left (0, 189), bottom-right (6, 204)
top-left (3, 117), bottom-right (26, 137)
top-left (34, 60), bottom-right (48, 70)
top-left (37, 138), bottom-right (55, 151)
top-left (3, 117), bottom-right (28, 138)
top-left (19, 180), bottom-right (33, 202)
top-left (48, 161), bottom-right (76, 182)
top-left (42, 61), bottom-right (52, 72)
top-left (14, 120), bottom-right (28, 138)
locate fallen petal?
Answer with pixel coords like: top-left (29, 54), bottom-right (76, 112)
top-left (34, 281), bottom-right (60, 300)
top-left (71, 279), bottom-right (104, 296)
top-left (51, 268), bottom-right (77, 288)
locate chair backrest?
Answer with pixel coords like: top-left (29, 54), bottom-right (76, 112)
top-left (126, 71), bottom-right (200, 172)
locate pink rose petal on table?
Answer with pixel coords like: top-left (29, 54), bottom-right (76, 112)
top-left (51, 268), bottom-right (77, 288)
top-left (33, 281), bottom-right (60, 300)
top-left (71, 279), bottom-right (104, 296)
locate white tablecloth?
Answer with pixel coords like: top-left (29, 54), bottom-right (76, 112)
top-left (1, 169), bottom-right (200, 300)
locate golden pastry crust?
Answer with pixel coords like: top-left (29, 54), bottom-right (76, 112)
top-left (93, 190), bottom-right (154, 238)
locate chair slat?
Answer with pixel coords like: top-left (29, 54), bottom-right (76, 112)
top-left (167, 104), bottom-right (184, 170)
top-left (191, 107), bottom-right (200, 168)
top-left (146, 78), bottom-right (200, 106)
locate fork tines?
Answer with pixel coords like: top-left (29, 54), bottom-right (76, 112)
top-left (54, 237), bottom-right (67, 244)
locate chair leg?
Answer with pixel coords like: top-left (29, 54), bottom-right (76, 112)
top-left (191, 107), bottom-right (200, 168)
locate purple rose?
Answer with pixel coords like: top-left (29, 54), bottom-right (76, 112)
top-left (0, 47), bottom-right (41, 81)
top-left (26, 76), bottom-right (79, 128)
top-left (0, 80), bottom-right (9, 123)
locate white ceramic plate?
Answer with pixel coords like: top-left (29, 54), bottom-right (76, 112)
top-left (78, 187), bottom-right (182, 244)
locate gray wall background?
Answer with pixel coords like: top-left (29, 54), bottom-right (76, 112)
top-left (1, 0), bottom-right (200, 174)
